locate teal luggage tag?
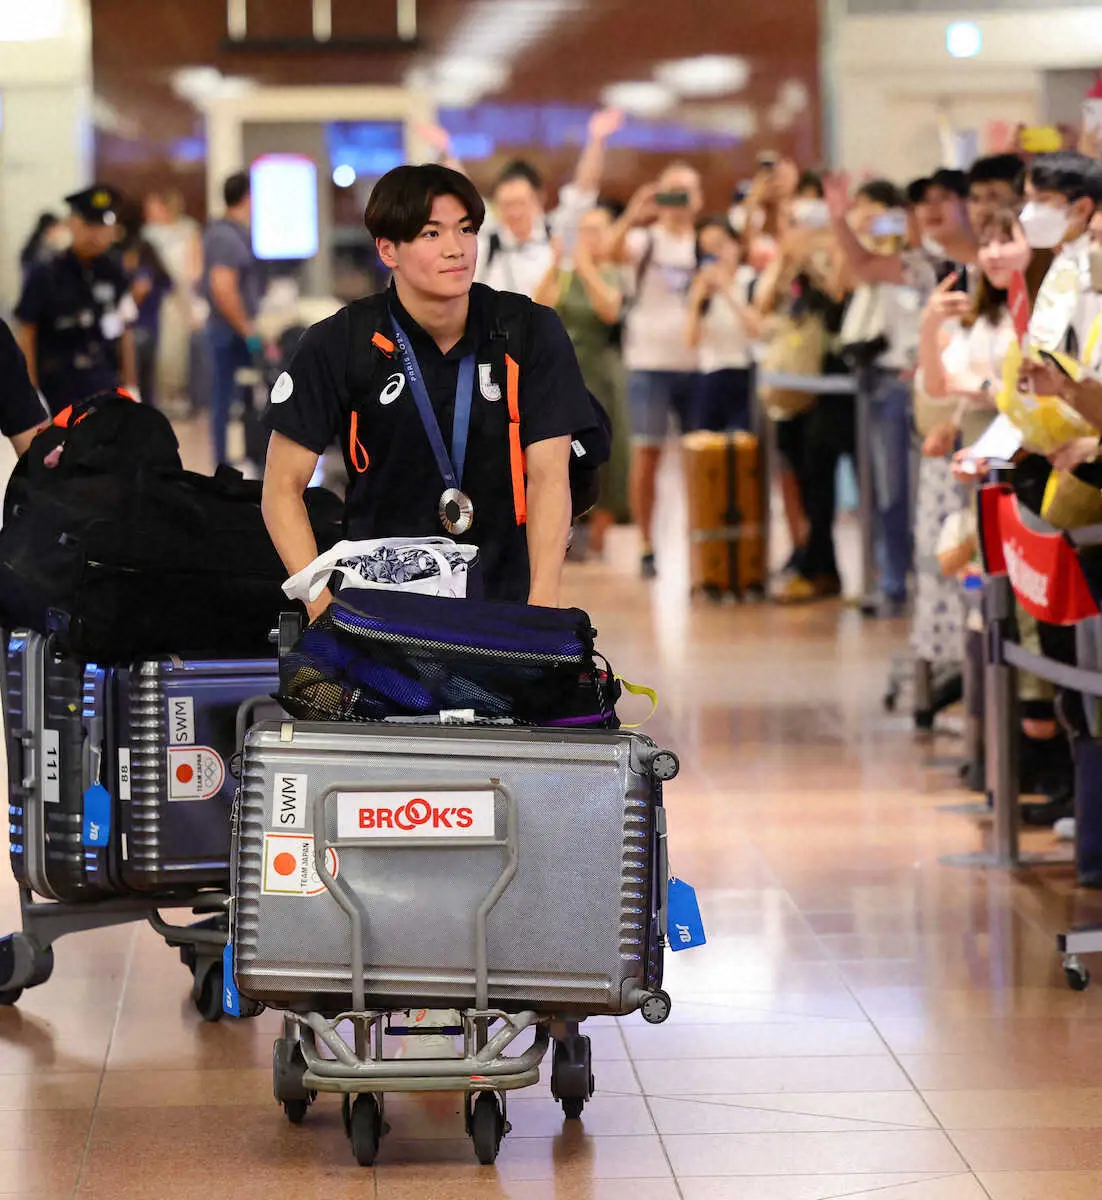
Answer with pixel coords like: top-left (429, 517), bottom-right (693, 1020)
top-left (222, 942), bottom-right (240, 1017)
top-left (667, 877), bottom-right (706, 951)
top-left (82, 751), bottom-right (111, 848)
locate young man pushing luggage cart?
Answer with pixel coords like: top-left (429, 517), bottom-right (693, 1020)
top-left (261, 163), bottom-right (598, 616)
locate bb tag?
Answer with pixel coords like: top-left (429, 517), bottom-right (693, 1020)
top-left (81, 784), bottom-right (112, 848)
top-left (222, 941), bottom-right (240, 1017)
top-left (667, 877), bottom-right (706, 952)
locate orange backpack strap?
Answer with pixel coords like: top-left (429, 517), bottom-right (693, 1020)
top-left (505, 353), bottom-right (526, 525)
top-left (349, 410), bottom-right (370, 474)
top-left (487, 290), bottom-right (534, 527)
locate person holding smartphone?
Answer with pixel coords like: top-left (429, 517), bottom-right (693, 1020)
top-left (606, 163), bottom-right (703, 578)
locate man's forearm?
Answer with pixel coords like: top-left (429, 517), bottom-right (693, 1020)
top-left (263, 487), bottom-right (332, 620)
top-left (211, 282), bottom-right (253, 339)
top-left (262, 487), bottom-right (321, 581)
top-left (830, 216), bottom-right (904, 285)
top-left (525, 470), bottom-right (572, 607)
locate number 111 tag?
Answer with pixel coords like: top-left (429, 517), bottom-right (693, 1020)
top-left (667, 878), bottom-right (706, 952)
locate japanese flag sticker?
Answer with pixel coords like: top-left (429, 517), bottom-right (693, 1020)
top-left (262, 833), bottom-right (338, 897)
top-left (270, 372), bottom-right (294, 404)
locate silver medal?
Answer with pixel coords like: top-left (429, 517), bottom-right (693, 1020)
top-left (439, 487), bottom-right (474, 535)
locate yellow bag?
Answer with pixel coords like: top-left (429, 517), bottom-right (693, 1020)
top-left (1041, 468), bottom-right (1102, 529)
top-left (996, 339), bottom-right (1096, 455)
top-left (759, 315), bottom-right (826, 421)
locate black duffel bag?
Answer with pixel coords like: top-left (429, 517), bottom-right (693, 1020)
top-left (0, 392), bottom-right (343, 663)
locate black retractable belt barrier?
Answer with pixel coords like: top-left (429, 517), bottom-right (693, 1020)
top-left (936, 488), bottom-right (1102, 988)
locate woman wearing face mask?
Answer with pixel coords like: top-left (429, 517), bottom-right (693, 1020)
top-left (685, 218), bottom-right (762, 431)
top-left (534, 206), bottom-right (629, 554)
top-left (932, 211), bottom-right (1077, 814)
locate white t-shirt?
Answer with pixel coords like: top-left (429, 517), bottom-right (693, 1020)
top-left (697, 265), bottom-right (757, 373)
top-left (941, 312), bottom-right (1016, 396)
top-left (475, 183), bottom-right (595, 299)
top-left (623, 225), bottom-right (699, 373)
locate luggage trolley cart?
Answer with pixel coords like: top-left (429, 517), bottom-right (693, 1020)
top-left (231, 706), bottom-right (678, 1164)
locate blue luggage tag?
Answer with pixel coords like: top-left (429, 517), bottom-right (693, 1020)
top-left (667, 877), bottom-right (706, 951)
top-left (222, 942), bottom-right (240, 1017)
top-left (81, 784), bottom-right (111, 848)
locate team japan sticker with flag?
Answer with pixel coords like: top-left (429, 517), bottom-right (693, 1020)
top-left (262, 833), bottom-right (339, 897)
top-left (167, 746), bottom-right (225, 801)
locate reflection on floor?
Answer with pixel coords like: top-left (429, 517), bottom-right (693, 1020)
top-left (3, 417), bottom-right (1102, 1199)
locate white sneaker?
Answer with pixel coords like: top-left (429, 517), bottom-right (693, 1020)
top-left (1054, 817), bottom-right (1076, 841)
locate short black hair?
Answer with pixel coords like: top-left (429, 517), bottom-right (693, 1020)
top-left (905, 177), bottom-right (931, 207)
top-left (1027, 151), bottom-right (1102, 205)
top-left (927, 169), bottom-right (969, 199)
top-left (968, 153), bottom-right (1025, 191)
top-left (857, 179), bottom-right (905, 210)
top-left (493, 160), bottom-right (543, 195)
top-left (364, 163), bottom-right (486, 244)
top-left (796, 170), bottom-right (824, 198)
top-left (224, 171), bottom-right (251, 209)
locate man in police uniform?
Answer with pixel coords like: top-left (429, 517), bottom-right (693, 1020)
top-left (15, 184), bottom-right (138, 416)
top-left (262, 164), bottom-right (595, 616)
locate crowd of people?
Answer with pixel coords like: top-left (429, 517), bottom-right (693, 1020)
top-left (6, 116), bottom-right (1102, 833)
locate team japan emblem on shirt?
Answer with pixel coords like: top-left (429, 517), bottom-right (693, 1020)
top-left (478, 363), bottom-right (501, 402)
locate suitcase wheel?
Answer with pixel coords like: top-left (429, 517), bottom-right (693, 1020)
top-left (274, 1037), bottom-right (312, 1123)
top-left (550, 1033), bottom-right (594, 1120)
top-left (195, 963), bottom-right (225, 1024)
top-left (0, 934), bottom-right (54, 1004)
top-left (650, 751), bottom-right (680, 783)
top-left (348, 1093), bottom-right (383, 1167)
top-left (469, 1091), bottom-right (506, 1165)
top-left (640, 990), bottom-right (672, 1025)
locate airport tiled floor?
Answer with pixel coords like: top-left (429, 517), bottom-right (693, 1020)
top-left (4, 426), bottom-right (1102, 1198)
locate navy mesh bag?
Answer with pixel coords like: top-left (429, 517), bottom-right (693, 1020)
top-left (279, 589), bottom-right (620, 727)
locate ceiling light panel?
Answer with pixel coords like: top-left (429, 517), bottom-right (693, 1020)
top-left (655, 55), bottom-right (751, 98)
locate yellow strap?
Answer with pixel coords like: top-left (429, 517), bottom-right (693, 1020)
top-left (1086, 314), bottom-right (1102, 369)
top-left (617, 678), bottom-right (658, 729)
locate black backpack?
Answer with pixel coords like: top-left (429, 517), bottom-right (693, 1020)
top-left (0, 392), bottom-right (343, 663)
top-left (343, 288), bottom-right (611, 521)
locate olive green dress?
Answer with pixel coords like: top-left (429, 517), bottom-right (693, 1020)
top-left (555, 268), bottom-right (630, 523)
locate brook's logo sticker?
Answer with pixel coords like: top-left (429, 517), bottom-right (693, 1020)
top-left (478, 363), bottom-right (501, 401)
top-left (380, 373), bottom-right (406, 405)
top-left (270, 371), bottom-right (294, 404)
top-left (261, 833), bottom-right (338, 896)
top-left (335, 790), bottom-right (495, 840)
top-left (167, 746), bottom-right (225, 801)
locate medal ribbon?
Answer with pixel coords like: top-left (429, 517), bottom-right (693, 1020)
top-left (388, 310), bottom-right (475, 491)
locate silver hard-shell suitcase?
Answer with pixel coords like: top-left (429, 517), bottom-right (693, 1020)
top-left (4, 630), bottom-right (115, 901)
top-left (233, 720), bottom-right (670, 1015)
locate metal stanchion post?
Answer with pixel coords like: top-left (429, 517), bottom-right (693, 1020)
top-left (854, 370), bottom-right (878, 615)
top-left (942, 574), bottom-right (1063, 867)
top-left (938, 586), bottom-right (989, 816)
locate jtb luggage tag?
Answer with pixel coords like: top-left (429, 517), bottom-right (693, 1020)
top-left (667, 877), bottom-right (706, 951)
top-left (82, 750), bottom-right (111, 848)
top-left (222, 942), bottom-right (241, 1017)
